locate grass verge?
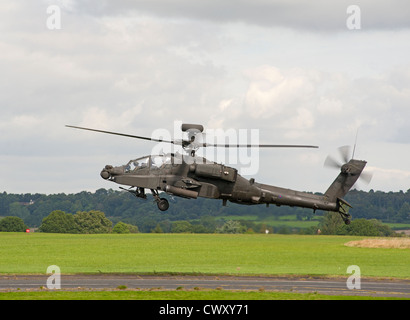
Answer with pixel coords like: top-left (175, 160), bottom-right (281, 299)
top-left (0, 289), bottom-right (405, 300)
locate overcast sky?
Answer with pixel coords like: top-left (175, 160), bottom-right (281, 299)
top-left (1, 0), bottom-right (410, 195)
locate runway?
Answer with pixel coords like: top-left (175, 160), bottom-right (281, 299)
top-left (1, 274), bottom-right (409, 298)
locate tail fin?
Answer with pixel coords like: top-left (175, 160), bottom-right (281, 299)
top-left (324, 159), bottom-right (367, 202)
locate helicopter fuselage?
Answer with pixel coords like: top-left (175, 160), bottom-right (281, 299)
top-left (68, 123), bottom-right (368, 225)
top-left (100, 153), bottom-right (343, 214)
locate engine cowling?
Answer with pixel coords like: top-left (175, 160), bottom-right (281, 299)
top-left (194, 163), bottom-right (237, 182)
top-left (165, 185), bottom-right (198, 199)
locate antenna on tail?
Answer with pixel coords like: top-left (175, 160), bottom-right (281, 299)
top-left (352, 128), bottom-right (359, 159)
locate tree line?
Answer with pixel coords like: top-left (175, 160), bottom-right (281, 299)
top-left (0, 211), bottom-right (139, 234)
top-left (0, 209), bottom-right (397, 237)
top-left (0, 188), bottom-right (409, 234)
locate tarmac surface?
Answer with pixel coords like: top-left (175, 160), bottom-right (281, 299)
top-left (0, 274), bottom-right (409, 298)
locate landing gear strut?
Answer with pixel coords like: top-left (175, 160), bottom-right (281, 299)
top-left (151, 189), bottom-right (169, 211)
top-left (339, 212), bottom-right (351, 225)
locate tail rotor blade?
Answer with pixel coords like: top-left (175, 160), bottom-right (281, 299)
top-left (338, 145), bottom-right (351, 163)
top-left (324, 155), bottom-right (342, 169)
top-left (359, 171), bottom-right (373, 185)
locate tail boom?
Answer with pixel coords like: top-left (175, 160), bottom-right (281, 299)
top-left (227, 158), bottom-right (367, 224)
top-left (252, 159), bottom-right (367, 217)
top-left (257, 184), bottom-right (339, 212)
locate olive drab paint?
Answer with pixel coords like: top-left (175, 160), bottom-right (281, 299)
top-left (66, 123), bottom-right (368, 224)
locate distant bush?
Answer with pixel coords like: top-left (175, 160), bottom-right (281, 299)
top-left (112, 221), bottom-right (139, 234)
top-left (0, 216), bottom-right (28, 232)
top-left (319, 212), bottom-right (344, 235)
top-left (39, 210), bottom-right (76, 233)
top-left (39, 210), bottom-right (112, 234)
top-left (336, 218), bottom-right (394, 237)
top-left (73, 210), bottom-right (112, 234)
top-left (171, 221), bottom-right (193, 233)
top-left (216, 220), bottom-right (245, 234)
top-left (319, 213), bottom-right (394, 236)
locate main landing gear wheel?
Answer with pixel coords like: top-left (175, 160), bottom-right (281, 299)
top-left (157, 198), bottom-right (169, 211)
top-left (151, 189), bottom-right (170, 211)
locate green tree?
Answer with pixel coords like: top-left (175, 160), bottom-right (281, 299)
top-left (113, 221), bottom-right (139, 234)
top-left (112, 221), bottom-right (130, 234)
top-left (216, 220), bottom-right (244, 234)
top-left (73, 210), bottom-right (112, 234)
top-left (171, 221), bottom-right (193, 233)
top-left (398, 202), bottom-right (410, 222)
top-left (319, 212), bottom-right (345, 235)
top-left (198, 216), bottom-right (217, 232)
top-left (39, 210), bottom-right (76, 233)
top-left (151, 223), bottom-right (164, 233)
top-left (277, 225), bottom-right (291, 234)
top-left (9, 202), bottom-right (30, 220)
top-left (0, 216), bottom-right (28, 232)
top-left (336, 219), bottom-right (394, 236)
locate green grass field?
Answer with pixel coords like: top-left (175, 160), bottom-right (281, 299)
top-left (0, 233), bottom-right (409, 278)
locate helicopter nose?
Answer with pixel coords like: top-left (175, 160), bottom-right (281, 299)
top-left (100, 165), bottom-right (113, 179)
top-left (100, 169), bottom-right (110, 179)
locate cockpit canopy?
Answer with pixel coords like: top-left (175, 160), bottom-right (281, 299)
top-left (123, 153), bottom-right (216, 173)
top-left (124, 154), bottom-right (172, 173)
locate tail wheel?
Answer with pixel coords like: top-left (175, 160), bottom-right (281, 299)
top-left (339, 210), bottom-right (352, 225)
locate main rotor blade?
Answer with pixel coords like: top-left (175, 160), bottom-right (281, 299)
top-left (66, 125), bottom-right (176, 144)
top-left (66, 125), bottom-right (318, 149)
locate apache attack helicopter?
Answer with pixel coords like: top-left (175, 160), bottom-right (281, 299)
top-left (66, 124), bottom-right (370, 224)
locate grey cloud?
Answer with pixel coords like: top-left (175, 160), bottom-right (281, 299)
top-left (1, 1), bottom-right (410, 194)
top-left (65, 0), bottom-right (410, 30)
